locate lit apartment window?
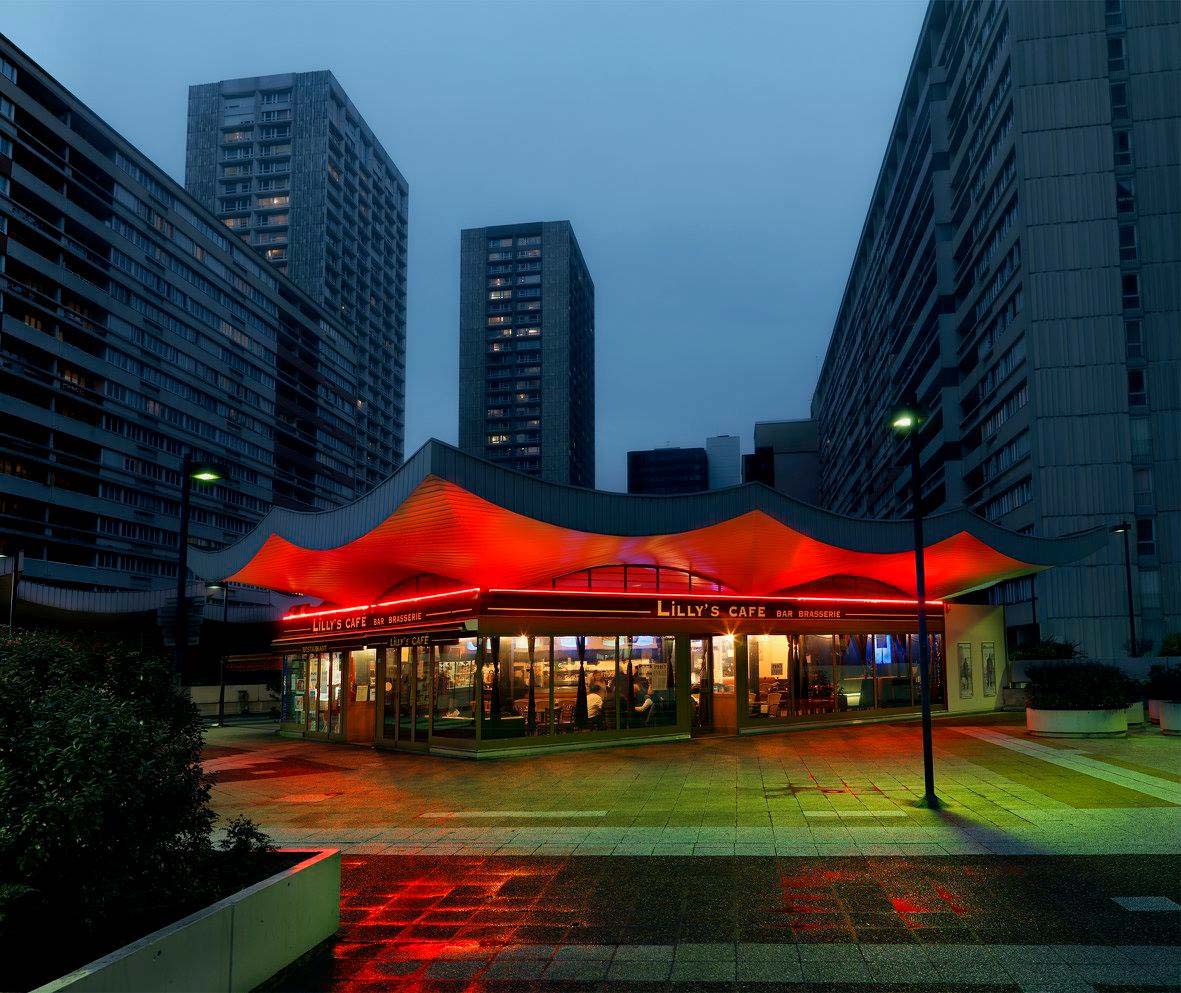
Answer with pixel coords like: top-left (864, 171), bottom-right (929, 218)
top-left (1127, 369), bottom-right (1148, 407)
top-left (517, 235), bottom-right (541, 246)
top-left (487, 251), bottom-right (512, 262)
top-left (488, 290), bottom-right (512, 300)
top-left (1110, 83), bottom-right (1129, 119)
top-left (487, 434), bottom-right (509, 445)
top-left (1113, 129), bottom-right (1133, 167)
top-left (1125, 318), bottom-right (1143, 359)
top-left (488, 237), bottom-right (513, 248)
top-left (1116, 178), bottom-right (1135, 213)
top-left (264, 247), bottom-right (287, 261)
top-left (1107, 37), bottom-right (1126, 72)
top-left (222, 217), bottom-right (249, 229)
top-left (1122, 272), bottom-right (1141, 309)
top-left (257, 195), bottom-right (289, 209)
top-left (1136, 517), bottom-right (1155, 556)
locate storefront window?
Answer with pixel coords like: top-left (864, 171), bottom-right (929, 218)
top-left (281, 655), bottom-right (305, 725)
top-left (620, 635), bottom-right (676, 728)
top-left (745, 632), bottom-right (944, 724)
top-left (413, 648), bottom-right (430, 740)
top-left (433, 640), bottom-right (477, 739)
top-left (553, 636), bottom-right (617, 733)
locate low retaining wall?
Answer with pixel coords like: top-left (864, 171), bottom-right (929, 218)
top-left (1026, 708), bottom-right (1127, 738)
top-left (34, 848), bottom-right (339, 993)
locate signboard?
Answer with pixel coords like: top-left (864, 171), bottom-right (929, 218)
top-left (275, 585), bottom-right (943, 649)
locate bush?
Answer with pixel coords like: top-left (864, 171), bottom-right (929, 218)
top-left (1146, 663), bottom-right (1181, 702)
top-left (0, 632), bottom-right (272, 988)
top-left (1158, 633), bottom-right (1181, 658)
top-left (1011, 637), bottom-right (1083, 661)
top-left (1024, 661), bottom-right (1138, 711)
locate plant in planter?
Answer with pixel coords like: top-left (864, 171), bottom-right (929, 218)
top-left (1024, 661), bottom-right (1137, 737)
top-left (1146, 663), bottom-right (1181, 735)
top-left (0, 631), bottom-right (279, 991)
top-left (1010, 637), bottom-right (1083, 662)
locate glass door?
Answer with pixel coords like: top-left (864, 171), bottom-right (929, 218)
top-left (690, 637), bottom-right (714, 733)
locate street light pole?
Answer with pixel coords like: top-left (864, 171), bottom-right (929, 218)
top-left (216, 583), bottom-right (230, 726)
top-left (1111, 523), bottom-right (1137, 656)
top-left (173, 454), bottom-right (223, 684)
top-left (4, 550), bottom-right (22, 634)
top-left (174, 453), bottom-right (195, 683)
top-left (892, 404), bottom-right (940, 810)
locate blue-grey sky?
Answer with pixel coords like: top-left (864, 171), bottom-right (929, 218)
top-left (7, 0), bottom-right (925, 491)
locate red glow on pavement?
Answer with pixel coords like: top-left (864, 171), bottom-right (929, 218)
top-left (890, 896), bottom-right (930, 914)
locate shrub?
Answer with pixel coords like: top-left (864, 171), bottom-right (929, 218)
top-left (1146, 663), bottom-right (1181, 702)
top-left (1024, 661), bottom-right (1137, 711)
top-left (1010, 637), bottom-right (1083, 661)
top-left (1158, 633), bottom-right (1181, 658)
top-left (0, 631), bottom-right (272, 987)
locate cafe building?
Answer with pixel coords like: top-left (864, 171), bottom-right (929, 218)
top-left (191, 441), bottom-right (1104, 758)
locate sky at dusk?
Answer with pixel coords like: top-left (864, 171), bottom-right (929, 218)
top-left (6, 0), bottom-right (927, 491)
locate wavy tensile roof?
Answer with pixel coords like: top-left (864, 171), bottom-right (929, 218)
top-left (190, 440), bottom-right (1106, 607)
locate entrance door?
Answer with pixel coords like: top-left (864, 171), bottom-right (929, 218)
top-left (305, 650), bottom-right (344, 739)
top-left (690, 638), bottom-right (714, 733)
top-left (383, 646), bottom-right (431, 751)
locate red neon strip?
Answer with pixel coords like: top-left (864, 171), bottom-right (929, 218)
top-left (487, 588), bottom-right (943, 607)
top-left (282, 587), bottom-right (481, 622)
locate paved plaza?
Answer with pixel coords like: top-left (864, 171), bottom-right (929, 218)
top-left (207, 715), bottom-right (1181, 992)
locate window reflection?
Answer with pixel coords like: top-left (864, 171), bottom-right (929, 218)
top-left (433, 641), bottom-right (478, 738)
top-left (745, 633), bottom-right (945, 723)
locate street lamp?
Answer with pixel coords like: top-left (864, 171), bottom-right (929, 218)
top-left (208, 583), bottom-right (232, 725)
top-left (174, 454), bottom-right (223, 683)
top-left (1, 550), bottom-right (21, 633)
top-left (891, 402), bottom-right (940, 809)
top-left (1110, 523), bottom-right (1137, 656)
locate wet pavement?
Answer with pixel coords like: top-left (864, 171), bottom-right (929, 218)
top-left (208, 716), bottom-right (1181, 992)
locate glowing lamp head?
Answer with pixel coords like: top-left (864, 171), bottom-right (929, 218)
top-left (191, 468), bottom-right (221, 482)
top-left (1110, 523), bottom-right (1129, 535)
top-left (889, 404), bottom-right (924, 435)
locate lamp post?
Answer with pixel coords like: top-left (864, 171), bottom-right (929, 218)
top-left (208, 583), bottom-right (231, 725)
top-left (174, 454), bottom-right (223, 683)
top-left (2, 550), bottom-right (22, 633)
top-left (1110, 523), bottom-right (1137, 656)
top-left (891, 403), bottom-right (939, 810)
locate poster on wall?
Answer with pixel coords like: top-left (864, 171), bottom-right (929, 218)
top-left (958, 643), bottom-right (974, 698)
top-left (982, 643), bottom-right (997, 696)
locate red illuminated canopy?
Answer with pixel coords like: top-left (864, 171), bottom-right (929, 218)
top-left (190, 440), bottom-right (1105, 607)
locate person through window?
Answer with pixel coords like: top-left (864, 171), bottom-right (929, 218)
top-left (633, 677), bottom-right (654, 723)
top-left (587, 682), bottom-right (604, 729)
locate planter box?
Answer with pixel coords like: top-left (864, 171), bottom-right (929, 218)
top-left (1126, 701), bottom-right (1146, 727)
top-left (1161, 701), bottom-right (1181, 736)
top-left (34, 848), bottom-right (339, 993)
top-left (1026, 707), bottom-right (1127, 738)
top-left (1148, 699), bottom-right (1162, 724)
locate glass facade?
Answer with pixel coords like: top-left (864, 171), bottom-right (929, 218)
top-left (277, 621), bottom-right (950, 752)
top-left (746, 633), bottom-right (946, 724)
top-left (433, 641), bottom-right (478, 739)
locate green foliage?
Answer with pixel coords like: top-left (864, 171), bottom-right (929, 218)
top-left (1146, 663), bottom-right (1181, 702)
top-left (1011, 637), bottom-right (1083, 661)
top-left (1158, 633), bottom-right (1181, 658)
top-left (1024, 661), bottom-right (1138, 711)
top-left (0, 632), bottom-right (273, 986)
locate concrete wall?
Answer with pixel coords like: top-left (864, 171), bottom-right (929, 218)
top-left (36, 849), bottom-right (340, 993)
top-left (944, 604), bottom-right (1009, 713)
top-left (188, 684), bottom-right (278, 718)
